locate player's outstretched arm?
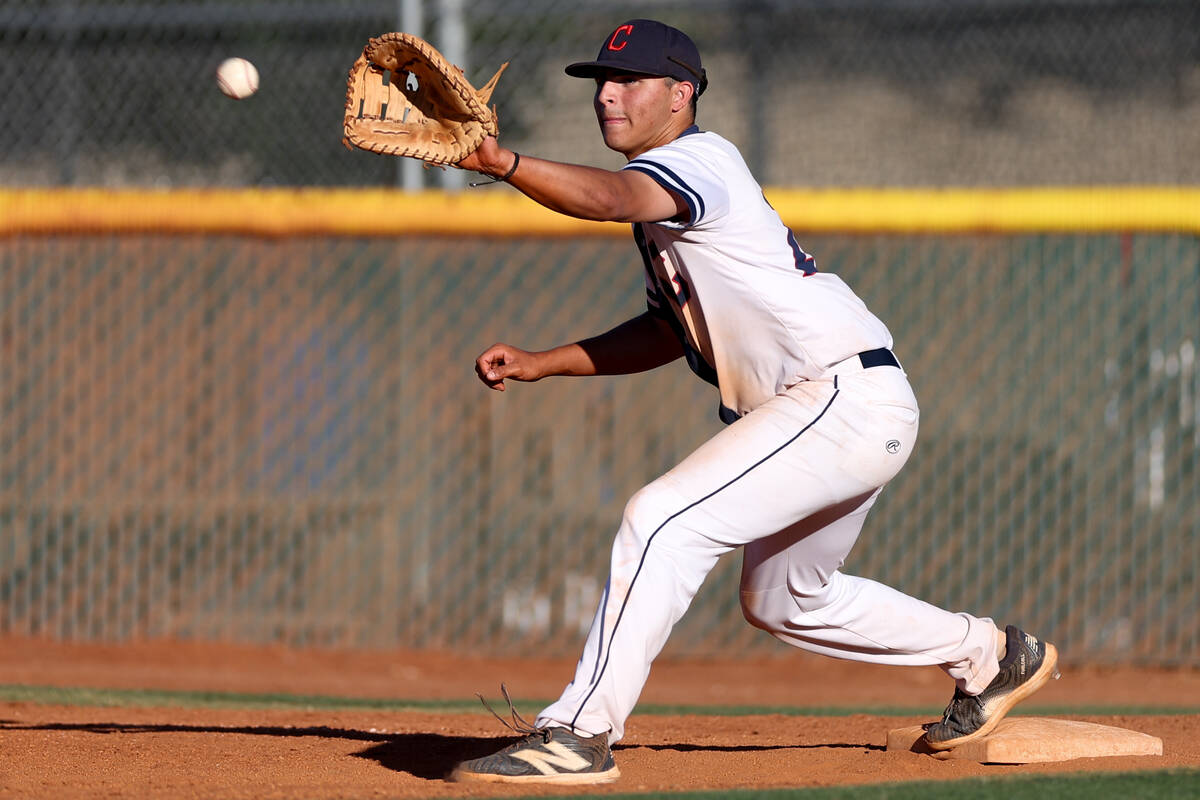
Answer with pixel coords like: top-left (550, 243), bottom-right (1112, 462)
top-left (475, 312), bottom-right (682, 392)
top-left (459, 138), bottom-right (686, 224)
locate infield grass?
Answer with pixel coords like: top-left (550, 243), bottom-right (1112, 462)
top-left (528, 769), bottom-right (1200, 799)
top-left (0, 684), bottom-right (1192, 717)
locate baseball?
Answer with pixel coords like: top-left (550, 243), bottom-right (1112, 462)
top-left (216, 57), bottom-right (259, 100)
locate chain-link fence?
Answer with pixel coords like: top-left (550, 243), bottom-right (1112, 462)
top-left (1, 1), bottom-right (1197, 665)
top-left (1, 0), bottom-right (1198, 188)
top-left (2, 232), bottom-right (1197, 663)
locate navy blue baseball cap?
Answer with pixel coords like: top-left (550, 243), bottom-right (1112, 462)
top-left (566, 19), bottom-right (708, 96)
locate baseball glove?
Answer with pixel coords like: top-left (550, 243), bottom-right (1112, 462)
top-left (343, 32), bottom-right (508, 165)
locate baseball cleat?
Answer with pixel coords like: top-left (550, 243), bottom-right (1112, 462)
top-left (923, 625), bottom-right (1060, 751)
top-left (449, 726), bottom-right (620, 785)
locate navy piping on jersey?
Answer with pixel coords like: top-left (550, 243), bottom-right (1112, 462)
top-left (624, 162), bottom-right (706, 225)
top-left (568, 376), bottom-right (843, 732)
top-left (787, 229), bottom-right (818, 275)
top-left (587, 577), bottom-right (611, 683)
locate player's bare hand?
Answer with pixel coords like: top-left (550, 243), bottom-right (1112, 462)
top-left (475, 342), bottom-right (544, 391)
top-left (457, 137), bottom-right (509, 179)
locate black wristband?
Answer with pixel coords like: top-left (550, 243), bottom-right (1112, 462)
top-left (498, 152), bottom-right (520, 182)
top-left (468, 152), bottom-right (520, 187)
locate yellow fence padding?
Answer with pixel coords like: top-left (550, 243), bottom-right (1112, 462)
top-left (1, 186), bottom-right (1198, 237)
top-left (767, 187), bottom-right (1200, 234)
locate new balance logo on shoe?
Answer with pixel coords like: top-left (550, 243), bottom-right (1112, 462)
top-left (510, 740), bottom-right (592, 775)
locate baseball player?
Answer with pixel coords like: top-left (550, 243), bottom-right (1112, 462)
top-left (451, 19), bottom-right (1059, 785)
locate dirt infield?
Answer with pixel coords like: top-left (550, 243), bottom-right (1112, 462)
top-left (1, 638), bottom-right (1197, 798)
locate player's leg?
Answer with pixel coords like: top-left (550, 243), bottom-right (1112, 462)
top-left (534, 367), bottom-right (919, 744)
top-left (741, 517), bottom-right (1058, 750)
top-left (450, 424), bottom-right (759, 784)
top-left (737, 489), bottom-right (1003, 693)
top-left (738, 366), bottom-right (1057, 749)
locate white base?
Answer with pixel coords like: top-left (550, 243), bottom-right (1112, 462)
top-left (887, 718), bottom-right (1163, 763)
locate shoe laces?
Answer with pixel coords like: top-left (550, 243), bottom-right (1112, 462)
top-left (939, 687), bottom-right (972, 722)
top-left (477, 683), bottom-right (547, 740)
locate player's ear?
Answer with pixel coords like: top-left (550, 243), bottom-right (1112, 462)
top-left (670, 80), bottom-right (694, 112)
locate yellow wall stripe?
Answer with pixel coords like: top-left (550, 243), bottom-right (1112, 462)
top-left (768, 187), bottom-right (1200, 234)
top-left (1, 186), bottom-right (1197, 237)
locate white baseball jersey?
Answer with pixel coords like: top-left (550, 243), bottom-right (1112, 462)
top-left (625, 126), bottom-right (893, 419)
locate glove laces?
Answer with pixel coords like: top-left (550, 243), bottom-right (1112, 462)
top-left (468, 152), bottom-right (520, 187)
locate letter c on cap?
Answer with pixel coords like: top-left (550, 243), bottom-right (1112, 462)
top-left (608, 24), bottom-right (634, 51)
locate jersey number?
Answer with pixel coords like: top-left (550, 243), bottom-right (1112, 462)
top-left (669, 271), bottom-right (691, 305)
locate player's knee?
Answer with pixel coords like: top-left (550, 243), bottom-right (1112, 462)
top-left (739, 590), bottom-right (777, 632)
top-left (739, 573), bottom-right (839, 631)
top-left (619, 483), bottom-right (677, 542)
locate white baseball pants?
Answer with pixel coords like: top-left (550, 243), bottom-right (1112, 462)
top-left (536, 357), bottom-right (1001, 743)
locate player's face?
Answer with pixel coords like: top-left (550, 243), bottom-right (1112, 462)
top-left (593, 71), bottom-right (685, 159)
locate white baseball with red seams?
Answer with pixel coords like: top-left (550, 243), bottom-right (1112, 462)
top-left (534, 128), bottom-right (1003, 744)
top-left (216, 57), bottom-right (259, 100)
